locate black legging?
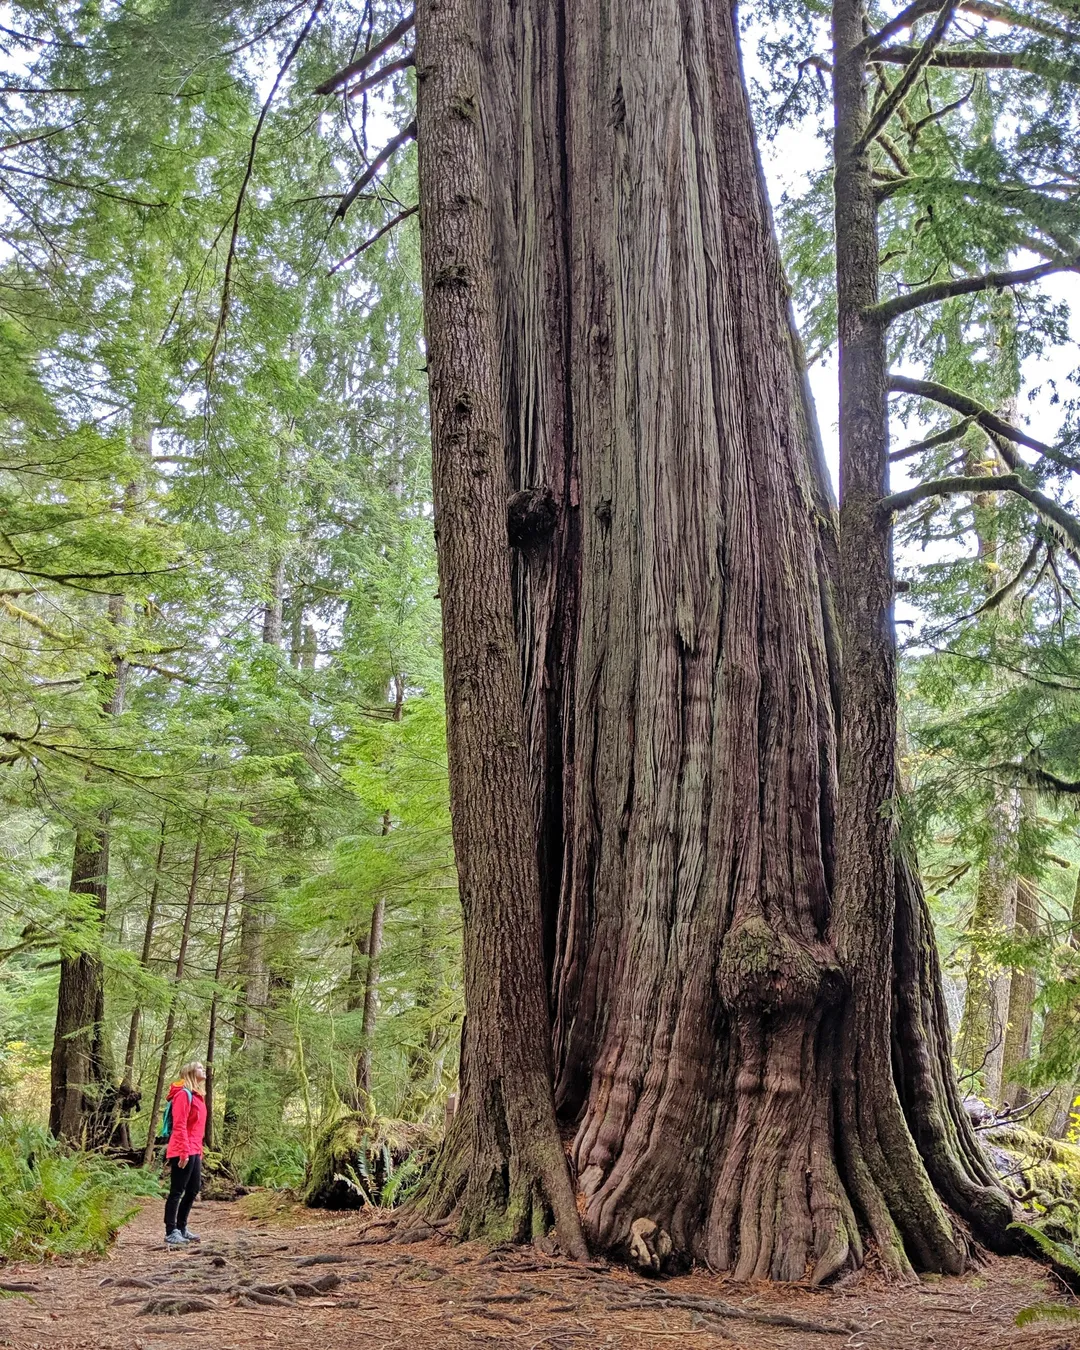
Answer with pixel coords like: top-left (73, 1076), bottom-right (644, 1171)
top-left (164, 1155), bottom-right (202, 1235)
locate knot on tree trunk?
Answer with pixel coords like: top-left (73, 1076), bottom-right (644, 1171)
top-left (507, 487), bottom-right (557, 552)
top-left (717, 915), bottom-right (840, 1015)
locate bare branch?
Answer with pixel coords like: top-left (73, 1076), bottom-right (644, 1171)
top-left (874, 43), bottom-right (1080, 79)
top-left (329, 204), bottom-right (418, 273)
top-left (859, 1), bottom-right (956, 150)
top-left (347, 51), bottom-right (415, 97)
top-left (889, 416), bottom-right (974, 460)
top-left (861, 0), bottom-right (943, 53)
top-left (314, 11), bottom-right (416, 95)
top-left (875, 255), bottom-right (1080, 321)
top-left (334, 120), bottom-right (417, 221)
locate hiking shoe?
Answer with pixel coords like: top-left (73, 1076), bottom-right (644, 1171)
top-left (165, 1229), bottom-right (189, 1247)
top-left (181, 1229), bottom-right (200, 1242)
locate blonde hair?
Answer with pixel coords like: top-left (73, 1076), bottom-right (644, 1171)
top-left (179, 1061), bottom-right (206, 1094)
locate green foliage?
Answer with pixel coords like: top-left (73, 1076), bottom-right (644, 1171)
top-left (1010, 1223), bottom-right (1080, 1324)
top-left (241, 1138), bottom-right (308, 1191)
top-left (0, 1123), bottom-right (160, 1260)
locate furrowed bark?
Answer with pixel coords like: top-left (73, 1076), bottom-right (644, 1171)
top-left (407, 0), bottom-right (1013, 1278)
top-left (481, 0), bottom-right (857, 1278)
top-left (411, 0), bottom-right (586, 1256)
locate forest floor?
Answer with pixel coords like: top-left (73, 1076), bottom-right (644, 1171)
top-left (0, 1194), bottom-right (1076, 1350)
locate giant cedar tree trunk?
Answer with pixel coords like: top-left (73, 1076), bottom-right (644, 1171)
top-left (411, 0), bottom-right (1012, 1280)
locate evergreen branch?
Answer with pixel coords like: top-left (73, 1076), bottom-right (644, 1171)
top-left (860, 1), bottom-right (956, 150)
top-left (206, 0), bottom-right (325, 377)
top-left (313, 11), bottom-right (416, 95)
top-left (329, 204), bottom-right (418, 273)
top-left (881, 472), bottom-right (1080, 551)
top-left (974, 537), bottom-right (1043, 614)
top-left (128, 661), bottom-right (197, 684)
top-left (875, 255), bottom-right (1080, 321)
top-left (1026, 766), bottom-right (1080, 794)
top-left (0, 160), bottom-right (167, 207)
top-left (889, 417), bottom-right (974, 460)
top-left (888, 374), bottom-right (1053, 456)
top-left (347, 52), bottom-right (416, 97)
top-left (334, 121), bottom-right (417, 221)
top-left (911, 77), bottom-right (978, 133)
top-left (863, 0), bottom-right (944, 53)
top-left (874, 43), bottom-right (1080, 78)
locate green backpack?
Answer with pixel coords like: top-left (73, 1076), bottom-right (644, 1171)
top-left (157, 1087), bottom-right (192, 1145)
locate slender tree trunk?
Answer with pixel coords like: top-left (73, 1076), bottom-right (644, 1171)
top-left (355, 898), bottom-right (385, 1104)
top-left (1000, 876), bottom-right (1038, 1110)
top-left (123, 817), bottom-right (168, 1087)
top-left (262, 556), bottom-right (285, 647)
top-left (50, 593), bottom-right (130, 1144)
top-left (353, 810), bottom-right (391, 1106)
top-left (49, 418), bottom-right (150, 1144)
top-left (412, 0), bottom-right (586, 1254)
top-left (142, 825), bottom-right (206, 1164)
top-left (954, 457), bottom-right (1022, 1102)
top-left (204, 836), bottom-right (239, 1152)
top-left (49, 830), bottom-right (111, 1143)
top-left (831, 0), bottom-right (1012, 1275)
top-left (1036, 866), bottom-right (1080, 1136)
top-left (954, 795), bottom-right (1019, 1101)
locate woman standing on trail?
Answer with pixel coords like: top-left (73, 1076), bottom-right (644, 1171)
top-left (163, 1061), bottom-right (207, 1247)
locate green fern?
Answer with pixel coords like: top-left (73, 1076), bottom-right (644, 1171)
top-left (1016, 1304), bottom-right (1080, 1327)
top-left (1009, 1222), bottom-right (1080, 1326)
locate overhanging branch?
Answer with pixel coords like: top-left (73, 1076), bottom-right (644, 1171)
top-left (861, 0), bottom-right (943, 54)
top-left (329, 204), bottom-right (418, 273)
top-left (889, 417), bottom-right (974, 461)
top-left (347, 52), bottom-right (415, 97)
top-left (881, 472), bottom-right (1023, 514)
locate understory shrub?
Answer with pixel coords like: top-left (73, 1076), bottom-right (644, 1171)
top-left (0, 1122), bottom-right (160, 1261)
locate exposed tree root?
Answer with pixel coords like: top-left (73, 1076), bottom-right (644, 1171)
top-left (604, 1289), bottom-right (860, 1336)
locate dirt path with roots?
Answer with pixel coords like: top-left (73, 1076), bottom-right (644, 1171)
top-left (0, 1194), bottom-right (1074, 1350)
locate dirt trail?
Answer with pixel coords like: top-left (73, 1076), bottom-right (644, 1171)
top-left (0, 1196), bottom-right (1073, 1350)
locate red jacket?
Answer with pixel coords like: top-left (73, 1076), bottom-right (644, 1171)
top-left (165, 1082), bottom-right (207, 1160)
